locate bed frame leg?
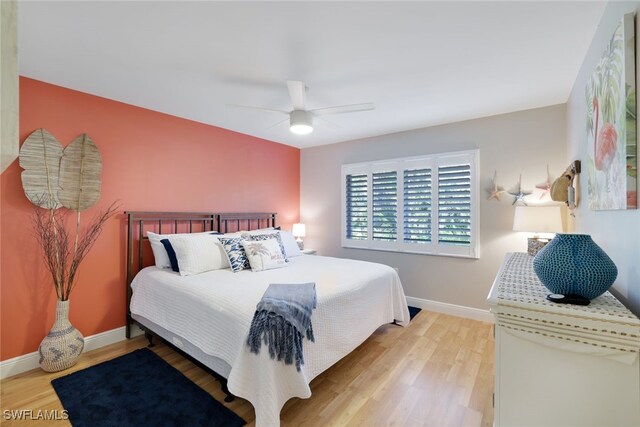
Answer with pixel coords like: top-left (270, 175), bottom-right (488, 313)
top-left (145, 331), bottom-right (155, 348)
top-left (219, 378), bottom-right (235, 402)
top-left (213, 374), bottom-right (235, 402)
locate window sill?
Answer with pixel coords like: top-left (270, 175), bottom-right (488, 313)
top-left (342, 244), bottom-right (480, 259)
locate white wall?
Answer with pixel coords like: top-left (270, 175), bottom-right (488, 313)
top-left (566, 1), bottom-right (640, 316)
top-left (301, 105), bottom-right (567, 310)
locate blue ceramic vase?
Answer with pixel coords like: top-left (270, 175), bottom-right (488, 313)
top-left (532, 234), bottom-right (617, 300)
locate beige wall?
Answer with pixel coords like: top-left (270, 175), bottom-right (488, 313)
top-left (301, 105), bottom-right (567, 310)
top-left (566, 1), bottom-right (640, 315)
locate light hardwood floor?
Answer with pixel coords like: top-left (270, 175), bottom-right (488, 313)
top-left (1, 311), bottom-right (494, 426)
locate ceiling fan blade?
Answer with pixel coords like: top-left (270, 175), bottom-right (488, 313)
top-left (226, 104), bottom-right (288, 115)
top-left (265, 118), bottom-right (289, 130)
top-left (286, 80), bottom-right (306, 110)
top-left (315, 116), bottom-right (341, 129)
top-left (311, 103), bottom-right (375, 116)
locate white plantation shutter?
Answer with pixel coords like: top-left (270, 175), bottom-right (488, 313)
top-left (434, 151), bottom-right (478, 257)
top-left (372, 170), bottom-right (397, 241)
top-left (403, 167), bottom-right (432, 244)
top-left (438, 164), bottom-right (471, 245)
top-left (342, 150), bottom-right (478, 258)
top-left (345, 172), bottom-right (368, 240)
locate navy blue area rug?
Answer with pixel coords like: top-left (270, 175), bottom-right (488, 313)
top-left (52, 348), bottom-right (245, 427)
top-left (408, 306), bottom-right (422, 320)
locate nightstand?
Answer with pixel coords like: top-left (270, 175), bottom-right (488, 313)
top-left (301, 249), bottom-right (317, 255)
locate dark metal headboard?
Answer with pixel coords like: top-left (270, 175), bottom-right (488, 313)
top-left (125, 211), bottom-right (277, 338)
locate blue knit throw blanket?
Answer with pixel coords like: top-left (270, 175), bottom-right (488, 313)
top-left (247, 283), bottom-right (317, 371)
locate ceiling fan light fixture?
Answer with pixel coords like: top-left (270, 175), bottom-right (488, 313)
top-left (289, 110), bottom-right (313, 135)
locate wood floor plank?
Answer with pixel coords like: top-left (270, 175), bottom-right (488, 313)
top-left (1, 310), bottom-right (494, 426)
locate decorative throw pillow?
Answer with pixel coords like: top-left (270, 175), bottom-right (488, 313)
top-left (249, 232), bottom-right (288, 262)
top-left (166, 234), bottom-right (229, 276)
top-left (241, 238), bottom-right (287, 272)
top-left (218, 237), bottom-right (251, 272)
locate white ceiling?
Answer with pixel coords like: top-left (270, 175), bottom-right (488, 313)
top-left (18, 1), bottom-right (606, 149)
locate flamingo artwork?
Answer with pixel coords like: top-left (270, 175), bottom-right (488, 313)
top-left (585, 13), bottom-right (635, 210)
top-left (592, 96), bottom-right (618, 171)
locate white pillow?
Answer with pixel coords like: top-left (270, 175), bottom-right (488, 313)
top-left (147, 231), bottom-right (216, 269)
top-left (220, 231), bottom-right (245, 238)
top-left (166, 234), bottom-right (229, 276)
top-left (279, 230), bottom-right (302, 257)
top-left (245, 227), bottom-right (275, 234)
top-left (147, 231), bottom-right (172, 269)
top-left (241, 238), bottom-right (287, 272)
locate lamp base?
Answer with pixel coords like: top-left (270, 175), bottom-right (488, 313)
top-left (527, 237), bottom-right (549, 256)
top-left (296, 238), bottom-right (304, 250)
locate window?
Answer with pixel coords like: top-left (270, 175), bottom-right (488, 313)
top-left (341, 150), bottom-right (479, 258)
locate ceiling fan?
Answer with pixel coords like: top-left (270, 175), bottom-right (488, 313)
top-left (228, 80), bottom-right (375, 135)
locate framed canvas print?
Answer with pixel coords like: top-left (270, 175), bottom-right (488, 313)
top-left (586, 12), bottom-right (637, 210)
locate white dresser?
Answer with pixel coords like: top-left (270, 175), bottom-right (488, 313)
top-left (488, 253), bottom-right (640, 427)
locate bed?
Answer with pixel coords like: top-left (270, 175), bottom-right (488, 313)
top-left (125, 211), bottom-right (410, 426)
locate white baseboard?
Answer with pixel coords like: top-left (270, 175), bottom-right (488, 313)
top-left (406, 296), bottom-right (494, 323)
top-left (0, 325), bottom-right (142, 380)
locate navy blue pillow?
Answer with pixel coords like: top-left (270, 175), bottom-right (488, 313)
top-left (160, 239), bottom-right (179, 272)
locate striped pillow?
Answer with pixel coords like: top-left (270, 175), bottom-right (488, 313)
top-left (166, 234), bottom-right (228, 276)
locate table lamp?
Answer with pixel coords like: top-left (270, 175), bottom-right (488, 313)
top-left (292, 223), bottom-right (306, 250)
top-left (513, 206), bottom-right (563, 256)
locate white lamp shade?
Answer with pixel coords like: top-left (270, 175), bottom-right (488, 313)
top-left (292, 223), bottom-right (306, 238)
top-left (513, 206), bottom-right (563, 233)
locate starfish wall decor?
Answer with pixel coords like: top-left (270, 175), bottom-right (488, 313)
top-left (486, 170), bottom-right (506, 201)
top-left (508, 174), bottom-right (532, 205)
top-left (535, 165), bottom-right (553, 200)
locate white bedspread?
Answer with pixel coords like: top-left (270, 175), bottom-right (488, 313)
top-left (130, 255), bottom-right (409, 426)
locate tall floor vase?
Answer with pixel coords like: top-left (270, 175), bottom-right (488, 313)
top-left (38, 300), bottom-right (85, 372)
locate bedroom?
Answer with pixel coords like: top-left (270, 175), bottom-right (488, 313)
top-left (1, 1), bottom-right (639, 426)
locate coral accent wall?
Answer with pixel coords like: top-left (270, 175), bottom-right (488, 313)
top-left (0, 77), bottom-right (300, 361)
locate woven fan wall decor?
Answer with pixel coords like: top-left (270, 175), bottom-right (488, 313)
top-left (19, 129), bottom-right (103, 211)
